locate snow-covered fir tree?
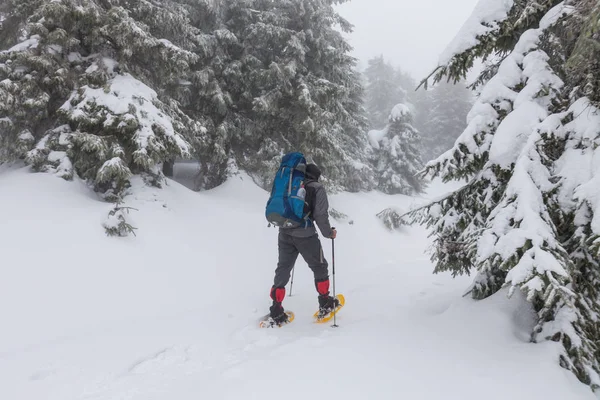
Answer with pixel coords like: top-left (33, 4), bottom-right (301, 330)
top-left (362, 55), bottom-right (431, 194)
top-left (369, 104), bottom-right (423, 195)
top-left (0, 0), bottom-right (377, 197)
top-left (163, 0), bottom-right (229, 191)
top-left (183, 0), bottom-right (374, 192)
top-left (409, 0), bottom-right (600, 391)
top-left (0, 0), bottom-right (206, 200)
top-left (364, 55), bottom-right (406, 129)
top-left (417, 80), bottom-right (473, 162)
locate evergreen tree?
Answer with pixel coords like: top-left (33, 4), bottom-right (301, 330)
top-left (0, 0), bottom-right (205, 199)
top-left (364, 55), bottom-right (405, 129)
top-left (408, 81), bottom-right (431, 148)
top-left (369, 104), bottom-right (424, 195)
top-left (418, 80), bottom-right (473, 162)
top-left (203, 0), bottom-right (374, 192)
top-left (1, 0), bottom-right (376, 196)
top-left (167, 0), bottom-right (230, 191)
top-left (409, 0), bottom-right (600, 391)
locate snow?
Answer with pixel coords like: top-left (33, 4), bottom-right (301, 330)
top-left (157, 38), bottom-right (197, 61)
top-left (479, 105), bottom-right (570, 300)
top-left (367, 126), bottom-right (387, 149)
top-left (460, 0), bottom-right (583, 335)
top-left (47, 45), bottom-right (62, 55)
top-left (3, 35), bottom-right (41, 53)
top-left (0, 117), bottom-right (14, 126)
top-left (158, 38), bottom-right (178, 49)
top-left (569, 99), bottom-right (600, 235)
top-left (565, 98), bottom-right (600, 142)
top-left (97, 157), bottom-right (131, 183)
top-left (438, 0), bottom-right (514, 65)
top-left (70, 53), bottom-right (118, 75)
top-left (438, 1), bottom-right (572, 68)
top-left (47, 150), bottom-right (67, 163)
top-left (429, 2), bottom-right (568, 175)
top-left (0, 165), bottom-right (595, 400)
top-left (60, 73), bottom-right (189, 155)
top-left (487, 101), bottom-right (547, 169)
top-left (484, 11), bottom-right (567, 171)
top-left (540, 3), bottom-right (576, 29)
top-left (389, 103), bottom-right (410, 120)
top-left (518, 50), bottom-right (563, 108)
top-left (554, 99), bottom-right (600, 212)
top-left (68, 52), bottom-right (83, 63)
top-left (85, 63), bottom-right (99, 74)
top-left (46, 151), bottom-right (73, 179)
top-left (63, 74), bottom-right (155, 115)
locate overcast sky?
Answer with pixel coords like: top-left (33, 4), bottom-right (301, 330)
top-left (335, 0), bottom-right (479, 81)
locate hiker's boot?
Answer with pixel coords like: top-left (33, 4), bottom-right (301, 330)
top-left (268, 286), bottom-right (288, 326)
top-left (269, 302), bottom-right (289, 326)
top-left (317, 294), bottom-right (339, 319)
top-left (315, 278), bottom-right (338, 316)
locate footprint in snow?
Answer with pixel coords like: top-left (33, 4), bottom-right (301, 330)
top-left (128, 346), bottom-right (191, 374)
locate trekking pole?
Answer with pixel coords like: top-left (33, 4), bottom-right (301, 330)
top-left (289, 267), bottom-right (295, 296)
top-left (331, 227), bottom-right (338, 328)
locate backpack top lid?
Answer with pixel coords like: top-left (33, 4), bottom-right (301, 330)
top-left (280, 152), bottom-right (307, 172)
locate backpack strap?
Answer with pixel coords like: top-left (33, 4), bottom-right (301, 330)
top-left (303, 179), bottom-right (318, 220)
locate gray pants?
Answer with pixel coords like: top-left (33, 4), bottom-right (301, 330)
top-left (273, 232), bottom-right (329, 288)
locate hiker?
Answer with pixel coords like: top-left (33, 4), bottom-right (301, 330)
top-left (268, 163), bottom-right (339, 324)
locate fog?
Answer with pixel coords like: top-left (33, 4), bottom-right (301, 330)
top-left (336, 0), bottom-right (479, 81)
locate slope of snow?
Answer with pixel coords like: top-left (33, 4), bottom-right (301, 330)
top-left (0, 164), bottom-right (595, 400)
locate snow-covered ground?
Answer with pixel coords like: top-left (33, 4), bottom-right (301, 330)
top-left (0, 164), bottom-right (595, 400)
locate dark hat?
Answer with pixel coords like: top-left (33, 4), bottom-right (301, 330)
top-left (306, 163), bottom-right (321, 180)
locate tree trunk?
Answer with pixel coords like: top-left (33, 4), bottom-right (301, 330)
top-left (163, 159), bottom-right (174, 177)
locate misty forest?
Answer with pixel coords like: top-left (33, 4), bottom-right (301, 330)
top-left (1, 0), bottom-right (600, 399)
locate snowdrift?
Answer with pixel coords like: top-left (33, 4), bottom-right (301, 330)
top-left (0, 165), bottom-right (594, 400)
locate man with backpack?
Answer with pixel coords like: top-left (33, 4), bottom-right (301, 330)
top-left (265, 157), bottom-right (340, 326)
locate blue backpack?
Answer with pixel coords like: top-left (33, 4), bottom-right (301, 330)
top-left (265, 152), bottom-right (311, 228)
